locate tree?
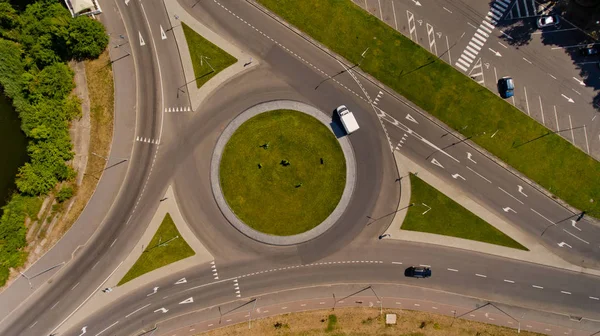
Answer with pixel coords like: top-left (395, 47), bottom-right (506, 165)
top-left (67, 16), bottom-right (108, 60)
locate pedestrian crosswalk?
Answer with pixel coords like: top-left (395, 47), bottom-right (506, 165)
top-left (505, 0), bottom-right (553, 20)
top-left (454, 0), bottom-right (511, 72)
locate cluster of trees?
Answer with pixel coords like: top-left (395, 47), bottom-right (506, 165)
top-left (0, 0), bottom-right (108, 285)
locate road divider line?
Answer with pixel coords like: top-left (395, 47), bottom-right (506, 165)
top-left (583, 125), bottom-right (590, 154)
top-left (530, 208), bottom-right (553, 224)
top-left (94, 321), bottom-right (119, 336)
top-left (532, 285), bottom-right (544, 289)
top-left (475, 273), bottom-right (487, 278)
top-left (562, 229), bottom-right (590, 244)
top-left (569, 115), bottom-right (575, 144)
top-left (498, 187), bottom-right (524, 204)
top-left (590, 296), bottom-right (600, 300)
top-left (538, 96), bottom-right (545, 125)
top-left (504, 279), bottom-right (515, 283)
top-left (125, 303), bottom-right (151, 318)
top-left (524, 87), bottom-right (530, 116)
top-left (447, 268), bottom-right (458, 272)
top-left (560, 291), bottom-right (572, 295)
top-left (392, 261), bottom-right (403, 264)
top-left (466, 166), bottom-right (492, 183)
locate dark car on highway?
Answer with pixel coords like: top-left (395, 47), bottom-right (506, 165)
top-left (498, 76), bottom-right (514, 98)
top-left (580, 46), bottom-right (599, 56)
top-left (405, 266), bottom-right (432, 278)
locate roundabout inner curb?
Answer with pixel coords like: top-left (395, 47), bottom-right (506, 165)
top-left (210, 100), bottom-right (356, 245)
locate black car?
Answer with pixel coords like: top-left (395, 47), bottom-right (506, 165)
top-left (405, 266), bottom-right (432, 278)
top-left (580, 46), bottom-right (599, 56)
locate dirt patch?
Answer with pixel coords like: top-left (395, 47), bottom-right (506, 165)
top-left (199, 307), bottom-right (543, 336)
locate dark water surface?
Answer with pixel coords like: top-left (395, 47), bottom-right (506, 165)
top-left (0, 93), bottom-right (28, 208)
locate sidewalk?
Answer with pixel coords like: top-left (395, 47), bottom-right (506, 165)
top-left (385, 151), bottom-right (600, 277)
top-left (164, 0), bottom-right (257, 111)
top-left (58, 185), bottom-right (214, 334)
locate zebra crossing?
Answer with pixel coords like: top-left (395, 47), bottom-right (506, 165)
top-left (505, 0), bottom-right (553, 20)
top-left (454, 0), bottom-right (511, 72)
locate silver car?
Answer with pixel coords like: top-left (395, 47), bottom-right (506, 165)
top-left (537, 15), bottom-right (559, 28)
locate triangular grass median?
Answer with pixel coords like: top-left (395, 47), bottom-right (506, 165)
top-left (118, 213), bottom-right (195, 286)
top-left (402, 174), bottom-right (527, 250)
top-left (181, 22), bottom-right (237, 89)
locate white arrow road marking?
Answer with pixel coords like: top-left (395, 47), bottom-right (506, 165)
top-left (502, 207), bottom-right (517, 213)
top-left (571, 220), bottom-right (582, 231)
top-left (517, 185), bottom-right (528, 197)
top-left (412, 0), bottom-right (422, 6)
top-left (557, 242), bottom-right (572, 248)
top-left (488, 48), bottom-right (502, 57)
top-left (431, 158), bottom-right (444, 168)
top-left (160, 25), bottom-right (167, 40)
top-left (467, 152), bottom-right (476, 163)
top-left (175, 278), bottom-right (187, 284)
top-left (561, 94), bottom-right (574, 103)
top-left (147, 286), bottom-right (159, 296)
top-left (405, 114), bottom-right (418, 124)
top-left (139, 31), bottom-right (145, 46)
top-left (573, 77), bottom-right (585, 86)
top-left (179, 297), bottom-right (194, 304)
top-left (78, 326), bottom-right (87, 336)
top-left (451, 173), bottom-right (466, 180)
top-left (124, 0), bottom-right (129, 5)
top-left (154, 308), bottom-right (169, 313)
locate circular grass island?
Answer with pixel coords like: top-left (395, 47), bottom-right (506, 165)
top-left (219, 109), bottom-right (346, 236)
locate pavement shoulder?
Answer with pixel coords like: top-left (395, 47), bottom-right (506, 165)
top-left (164, 0), bottom-right (257, 111)
top-left (58, 185), bottom-right (214, 334)
top-left (385, 151), bottom-right (600, 277)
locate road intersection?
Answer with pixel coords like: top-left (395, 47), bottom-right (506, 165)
top-left (1, 0), bottom-right (600, 335)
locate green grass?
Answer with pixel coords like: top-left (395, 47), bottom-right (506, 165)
top-left (220, 110), bottom-right (346, 236)
top-left (402, 174), bottom-right (527, 250)
top-left (118, 213), bottom-right (195, 285)
top-left (181, 22), bottom-right (237, 88)
top-left (257, 0), bottom-right (600, 218)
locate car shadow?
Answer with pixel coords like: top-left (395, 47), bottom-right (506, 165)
top-left (330, 109), bottom-right (347, 138)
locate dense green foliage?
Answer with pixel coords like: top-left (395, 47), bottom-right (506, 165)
top-left (0, 0), bottom-right (108, 286)
top-left (56, 185), bottom-right (74, 203)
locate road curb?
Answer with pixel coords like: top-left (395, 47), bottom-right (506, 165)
top-left (210, 100), bottom-right (357, 245)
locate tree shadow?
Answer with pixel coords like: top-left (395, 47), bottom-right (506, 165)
top-left (490, 0), bottom-right (600, 113)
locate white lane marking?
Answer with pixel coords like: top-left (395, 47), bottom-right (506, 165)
top-left (420, 264), bottom-right (431, 267)
top-left (466, 166), bottom-right (492, 183)
top-left (451, 173), bottom-right (466, 181)
top-left (467, 152), bottom-right (476, 163)
top-left (517, 185), bottom-right (528, 197)
top-left (524, 87), bottom-right (530, 116)
top-left (91, 261), bottom-right (100, 270)
top-left (125, 304), bottom-right (151, 318)
top-left (502, 207), bottom-right (517, 213)
top-left (590, 296), bottom-right (600, 300)
top-left (467, 22), bottom-right (478, 29)
top-left (504, 279), bottom-right (515, 283)
top-left (494, 66), bottom-right (498, 83)
top-left (569, 115), bottom-right (575, 143)
top-left (538, 96), bottom-right (545, 125)
top-left (110, 238), bottom-right (118, 247)
top-left (522, 57), bottom-right (532, 64)
top-left (446, 36), bottom-right (452, 64)
top-left (562, 229), bottom-right (590, 244)
top-left (71, 282), bottom-right (80, 291)
top-left (498, 187), bottom-right (524, 204)
top-left (444, 6), bottom-right (452, 13)
top-left (531, 208), bottom-right (553, 224)
top-left (561, 291), bottom-right (572, 295)
top-left (572, 88), bottom-right (581, 95)
top-left (29, 321), bottom-right (37, 329)
top-left (475, 273), bottom-right (487, 278)
top-left (447, 268), bottom-right (458, 272)
top-left (532, 285), bottom-right (544, 289)
top-left (51, 301), bottom-right (60, 310)
top-left (583, 124), bottom-right (590, 154)
top-left (392, 261), bottom-right (403, 264)
top-left (498, 41), bottom-right (507, 48)
top-left (94, 321), bottom-right (119, 336)
top-left (392, 1), bottom-right (398, 30)
top-left (549, 73), bottom-right (557, 79)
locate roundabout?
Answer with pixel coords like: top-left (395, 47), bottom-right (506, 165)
top-left (211, 100), bottom-right (356, 245)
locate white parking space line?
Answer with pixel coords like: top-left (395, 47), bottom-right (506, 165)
top-left (522, 57), bottom-right (532, 64)
top-left (445, 36), bottom-right (452, 64)
top-left (583, 125), bottom-right (590, 154)
top-left (538, 96), bottom-right (545, 125)
top-left (554, 106), bottom-right (559, 131)
top-left (377, 0), bottom-right (383, 20)
top-left (494, 67), bottom-right (498, 83)
top-left (391, 1), bottom-right (398, 30)
top-left (524, 87), bottom-right (530, 116)
top-left (569, 115), bottom-right (575, 144)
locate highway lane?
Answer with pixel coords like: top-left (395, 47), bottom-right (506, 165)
top-left (0, 0), bottom-right (173, 335)
top-left (181, 0), bottom-right (600, 268)
top-left (64, 241), bottom-right (600, 336)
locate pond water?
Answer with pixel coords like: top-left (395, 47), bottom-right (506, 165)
top-left (0, 92), bottom-right (28, 208)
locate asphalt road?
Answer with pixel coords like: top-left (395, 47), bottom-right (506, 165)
top-left (3, 0), bottom-right (600, 335)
